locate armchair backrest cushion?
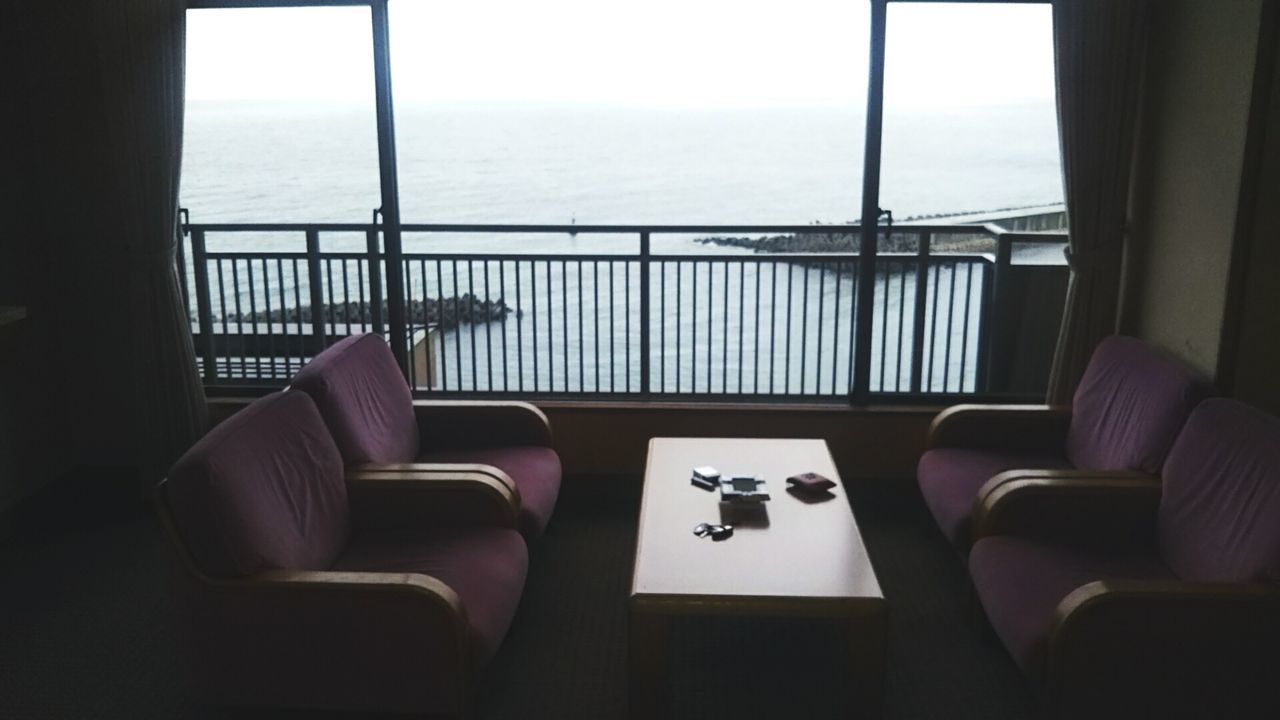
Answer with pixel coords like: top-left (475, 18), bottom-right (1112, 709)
top-left (291, 333), bottom-right (419, 464)
top-left (165, 391), bottom-right (351, 578)
top-left (1159, 398), bottom-right (1280, 582)
top-left (1065, 335), bottom-right (1212, 473)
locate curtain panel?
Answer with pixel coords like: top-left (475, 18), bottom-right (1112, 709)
top-left (1046, 0), bottom-right (1152, 403)
top-left (89, 0), bottom-right (206, 480)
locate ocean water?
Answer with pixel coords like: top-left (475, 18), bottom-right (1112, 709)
top-left (180, 101), bottom-right (1063, 393)
top-left (182, 100), bottom-right (1062, 244)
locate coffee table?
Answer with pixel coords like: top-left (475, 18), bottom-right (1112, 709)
top-left (629, 437), bottom-right (886, 719)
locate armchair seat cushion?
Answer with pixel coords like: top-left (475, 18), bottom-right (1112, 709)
top-left (418, 446), bottom-right (562, 539)
top-left (969, 535), bottom-right (1173, 675)
top-left (333, 526), bottom-right (528, 662)
top-left (918, 448), bottom-right (1070, 549)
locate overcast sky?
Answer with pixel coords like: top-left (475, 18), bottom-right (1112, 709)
top-left (186, 1), bottom-right (1055, 108)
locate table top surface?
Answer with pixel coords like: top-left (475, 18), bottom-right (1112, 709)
top-left (631, 437), bottom-right (883, 606)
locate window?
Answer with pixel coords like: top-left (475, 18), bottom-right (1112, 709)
top-left (880, 3), bottom-right (1062, 219)
top-left (183, 7), bottom-right (380, 224)
top-left (389, 0), bottom-right (869, 229)
top-left (867, 2), bottom-right (1064, 394)
top-left (179, 0), bottom-right (1066, 401)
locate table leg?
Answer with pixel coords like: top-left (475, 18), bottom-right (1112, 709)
top-left (847, 603), bottom-right (888, 719)
top-left (629, 605), bottom-right (669, 720)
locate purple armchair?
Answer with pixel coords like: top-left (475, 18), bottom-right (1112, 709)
top-left (290, 332), bottom-right (561, 540)
top-left (156, 391), bottom-right (528, 716)
top-left (968, 399), bottom-right (1280, 719)
top-left (918, 335), bottom-right (1212, 551)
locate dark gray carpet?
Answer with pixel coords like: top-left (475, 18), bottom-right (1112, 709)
top-left (0, 473), bottom-right (1035, 719)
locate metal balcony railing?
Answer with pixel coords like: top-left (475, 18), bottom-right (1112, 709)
top-left (176, 221), bottom-right (1067, 402)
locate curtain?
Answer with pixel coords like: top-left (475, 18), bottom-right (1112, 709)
top-left (1045, 0), bottom-right (1151, 404)
top-left (89, 0), bottom-right (207, 480)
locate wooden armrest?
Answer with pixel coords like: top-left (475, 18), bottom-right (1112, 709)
top-left (346, 466), bottom-right (522, 530)
top-left (1046, 580), bottom-right (1280, 717)
top-left (1057, 579), bottom-right (1280, 615)
top-left (927, 404), bottom-right (1072, 452)
top-left (413, 400), bottom-right (552, 451)
top-left (248, 568), bottom-right (463, 611)
top-left (349, 461), bottom-right (518, 496)
top-left (972, 469), bottom-right (1161, 544)
top-left (211, 568), bottom-right (472, 711)
top-left (154, 477), bottom-right (481, 713)
top-left (156, 476), bottom-right (498, 602)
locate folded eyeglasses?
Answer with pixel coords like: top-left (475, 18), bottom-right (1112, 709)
top-left (692, 522), bottom-right (734, 541)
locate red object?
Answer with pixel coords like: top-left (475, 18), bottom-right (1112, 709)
top-left (786, 472), bottom-right (836, 492)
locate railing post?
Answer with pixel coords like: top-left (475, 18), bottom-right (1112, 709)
top-left (380, 235), bottom-right (409, 376)
top-left (366, 229), bottom-right (384, 334)
top-left (980, 233), bottom-right (1012, 393)
top-left (910, 232), bottom-right (931, 392)
top-left (190, 229), bottom-right (218, 382)
top-left (176, 227), bottom-right (191, 317)
top-left (306, 229), bottom-right (327, 349)
top-left (639, 231), bottom-right (651, 395)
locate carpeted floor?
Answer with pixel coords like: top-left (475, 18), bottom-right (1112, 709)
top-left (0, 472), bottom-right (1036, 719)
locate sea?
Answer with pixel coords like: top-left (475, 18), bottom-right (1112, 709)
top-left (180, 101), bottom-right (1065, 394)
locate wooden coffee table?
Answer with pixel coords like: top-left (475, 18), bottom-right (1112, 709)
top-left (629, 437), bottom-right (886, 719)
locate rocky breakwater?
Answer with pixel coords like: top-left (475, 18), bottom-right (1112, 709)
top-left (228, 293), bottom-right (518, 329)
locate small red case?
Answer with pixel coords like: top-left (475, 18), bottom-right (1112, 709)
top-left (786, 472), bottom-right (836, 492)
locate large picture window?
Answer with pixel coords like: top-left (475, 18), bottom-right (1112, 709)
top-left (180, 0), bottom-right (1067, 402)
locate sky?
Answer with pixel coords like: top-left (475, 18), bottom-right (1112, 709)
top-left (185, 1), bottom-right (1056, 108)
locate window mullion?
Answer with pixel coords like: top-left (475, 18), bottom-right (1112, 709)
top-left (370, 0), bottom-right (408, 374)
top-left (853, 0), bottom-right (888, 403)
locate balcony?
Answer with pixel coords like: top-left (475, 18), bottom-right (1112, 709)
top-left (179, 214), bottom-right (1068, 403)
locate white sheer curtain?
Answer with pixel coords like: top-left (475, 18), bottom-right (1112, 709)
top-left (1046, 0), bottom-right (1151, 403)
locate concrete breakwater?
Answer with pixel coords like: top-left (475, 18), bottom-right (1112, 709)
top-left (692, 204), bottom-right (1067, 256)
top-left (693, 230), bottom-right (991, 255)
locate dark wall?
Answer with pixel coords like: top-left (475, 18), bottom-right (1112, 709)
top-left (1, 2), bottom-right (145, 515)
top-left (1221, 5), bottom-right (1280, 415)
top-left (1127, 0), bottom-right (1265, 376)
top-left (0, 5), bottom-right (68, 514)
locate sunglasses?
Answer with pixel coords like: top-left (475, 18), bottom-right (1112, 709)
top-left (692, 522), bottom-right (735, 541)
